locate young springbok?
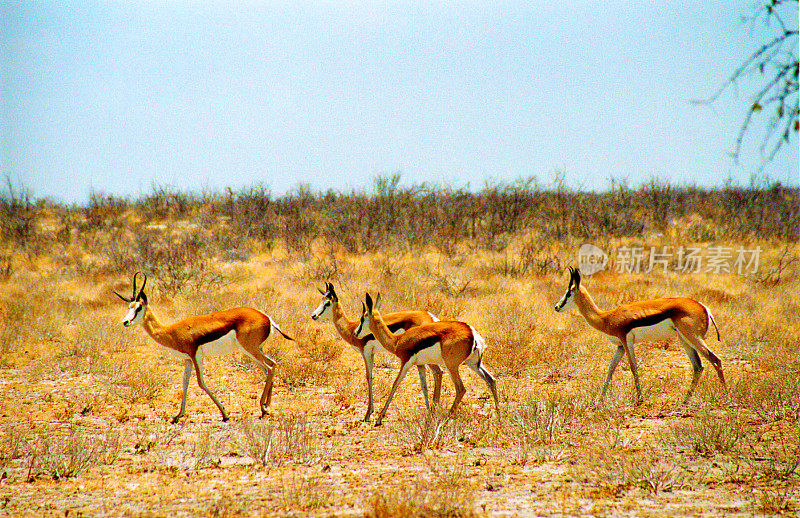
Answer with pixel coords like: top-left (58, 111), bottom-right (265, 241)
top-left (115, 272), bottom-right (293, 423)
top-left (554, 267), bottom-right (726, 405)
top-left (362, 293), bottom-right (500, 426)
top-left (311, 282), bottom-right (442, 422)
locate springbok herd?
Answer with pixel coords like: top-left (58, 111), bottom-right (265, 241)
top-left (117, 269), bottom-right (726, 425)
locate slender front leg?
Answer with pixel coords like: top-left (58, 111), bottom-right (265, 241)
top-left (362, 348), bottom-right (376, 422)
top-left (192, 355), bottom-right (229, 422)
top-left (417, 365), bottom-right (431, 411)
top-left (375, 360), bottom-right (414, 426)
top-left (601, 345), bottom-right (625, 402)
top-left (172, 358), bottom-right (193, 424)
top-left (621, 338), bottom-right (643, 405)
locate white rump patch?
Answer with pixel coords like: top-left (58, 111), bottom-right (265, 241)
top-left (465, 325), bottom-right (485, 366)
top-left (469, 325), bottom-right (487, 354)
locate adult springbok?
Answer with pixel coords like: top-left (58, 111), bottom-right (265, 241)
top-left (311, 282), bottom-right (442, 422)
top-left (115, 272), bottom-right (293, 423)
top-left (361, 293), bottom-right (500, 426)
top-left (554, 267), bottom-right (726, 405)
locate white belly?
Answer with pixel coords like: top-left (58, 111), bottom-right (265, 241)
top-left (607, 319), bottom-right (676, 345)
top-left (357, 340), bottom-right (390, 356)
top-left (410, 342), bottom-right (446, 366)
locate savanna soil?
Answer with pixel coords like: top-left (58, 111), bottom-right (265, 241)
top-left (0, 237), bottom-right (798, 517)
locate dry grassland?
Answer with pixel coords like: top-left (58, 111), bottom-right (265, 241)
top-left (0, 182), bottom-right (798, 516)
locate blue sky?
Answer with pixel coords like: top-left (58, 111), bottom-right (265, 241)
top-left (2, 1), bottom-right (798, 204)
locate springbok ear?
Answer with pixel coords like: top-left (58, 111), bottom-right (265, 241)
top-left (318, 287), bottom-right (326, 295)
top-left (114, 291), bottom-right (131, 303)
top-left (365, 293), bottom-right (373, 311)
top-left (572, 268), bottom-right (581, 288)
top-left (374, 293), bottom-right (382, 310)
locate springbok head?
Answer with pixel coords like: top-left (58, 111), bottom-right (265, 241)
top-left (554, 267), bottom-right (581, 312)
top-left (311, 281), bottom-right (339, 321)
top-left (354, 292), bottom-right (382, 338)
top-left (115, 272), bottom-right (148, 327)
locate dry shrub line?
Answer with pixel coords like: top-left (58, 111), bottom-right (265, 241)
top-left (666, 408), bottom-right (746, 457)
top-left (237, 413), bottom-right (322, 468)
top-left (278, 472), bottom-right (333, 513)
top-left (576, 443), bottom-right (682, 496)
top-left (508, 394), bottom-right (586, 466)
top-left (367, 451), bottom-right (478, 518)
top-left (3, 176), bottom-right (797, 267)
top-left (1, 424), bottom-right (120, 481)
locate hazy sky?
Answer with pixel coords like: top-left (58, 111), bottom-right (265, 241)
top-left (3, 1), bottom-right (798, 204)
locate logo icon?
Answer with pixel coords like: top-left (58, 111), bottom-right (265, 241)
top-left (578, 244), bottom-right (608, 275)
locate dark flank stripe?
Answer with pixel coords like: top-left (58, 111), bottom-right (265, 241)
top-left (195, 326), bottom-right (235, 347)
top-left (621, 310), bottom-right (675, 336)
top-left (406, 334), bottom-right (443, 360)
top-left (387, 322), bottom-right (406, 333)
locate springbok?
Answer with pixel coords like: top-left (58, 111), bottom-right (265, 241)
top-left (554, 267), bottom-right (726, 405)
top-left (311, 282), bottom-right (442, 422)
top-left (361, 293), bottom-right (500, 426)
top-left (115, 272), bottom-right (293, 423)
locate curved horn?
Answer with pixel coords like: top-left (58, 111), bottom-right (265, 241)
top-left (131, 272), bottom-right (140, 300)
top-left (136, 273), bottom-right (147, 300)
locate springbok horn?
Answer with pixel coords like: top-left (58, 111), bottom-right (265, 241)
top-left (137, 273), bottom-right (147, 300)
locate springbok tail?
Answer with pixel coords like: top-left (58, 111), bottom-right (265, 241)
top-left (271, 318), bottom-right (294, 341)
top-left (703, 304), bottom-right (721, 341)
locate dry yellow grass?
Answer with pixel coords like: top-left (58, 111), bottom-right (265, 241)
top-left (0, 196), bottom-right (798, 516)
